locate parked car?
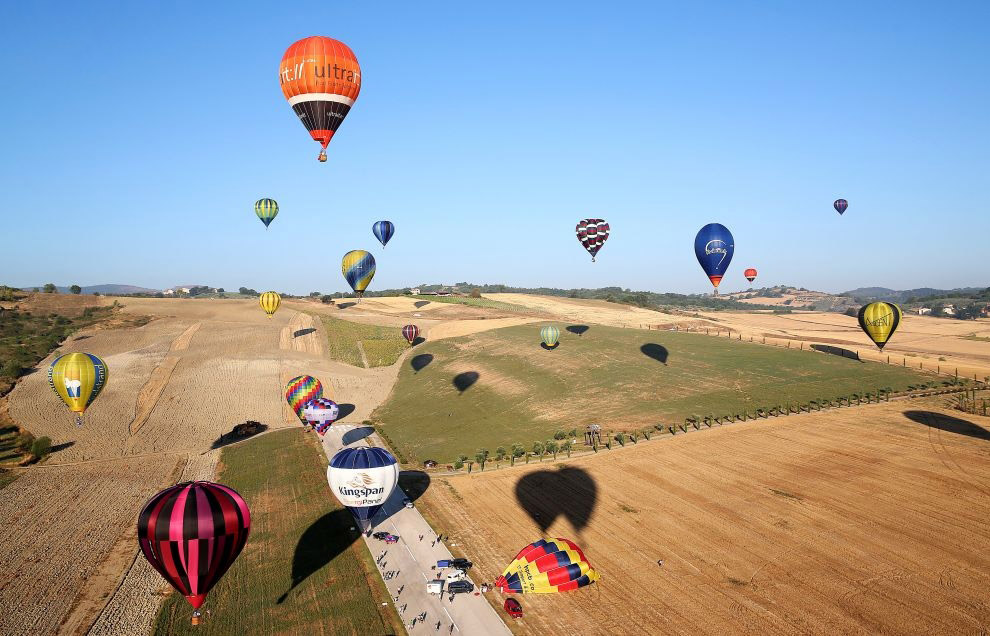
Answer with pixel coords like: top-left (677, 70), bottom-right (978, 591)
top-left (445, 569), bottom-right (468, 582)
top-left (447, 580), bottom-right (475, 594)
top-left (504, 597), bottom-right (523, 619)
top-left (402, 497), bottom-right (414, 508)
top-left (449, 558), bottom-right (472, 569)
top-left (372, 531), bottom-right (399, 543)
top-left (372, 532), bottom-right (389, 540)
top-left (426, 580), bottom-right (445, 595)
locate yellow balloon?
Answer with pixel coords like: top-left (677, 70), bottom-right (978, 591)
top-left (857, 302), bottom-right (902, 350)
top-left (259, 291), bottom-right (281, 318)
top-left (48, 353), bottom-right (108, 425)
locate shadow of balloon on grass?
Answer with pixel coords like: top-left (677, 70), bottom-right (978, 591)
top-left (277, 508), bottom-right (360, 604)
top-left (640, 343), bottom-right (669, 365)
top-left (566, 325), bottom-right (589, 336)
top-left (411, 354), bottom-right (434, 373)
top-left (453, 371), bottom-right (479, 393)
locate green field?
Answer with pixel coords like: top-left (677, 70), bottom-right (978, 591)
top-left (372, 323), bottom-right (928, 462)
top-left (411, 294), bottom-right (526, 311)
top-left (319, 314), bottom-right (409, 368)
top-left (153, 429), bottom-right (400, 635)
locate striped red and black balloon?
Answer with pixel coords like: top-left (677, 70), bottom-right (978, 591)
top-left (137, 481), bottom-right (251, 612)
top-left (402, 324), bottom-right (420, 345)
top-left (834, 199), bottom-right (848, 215)
top-left (576, 219), bottom-right (609, 262)
top-left (744, 268), bottom-right (758, 283)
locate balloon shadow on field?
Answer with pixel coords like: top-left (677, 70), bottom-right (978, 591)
top-left (903, 410), bottom-right (990, 440)
top-left (640, 343), bottom-right (669, 365)
top-left (293, 328), bottom-right (316, 338)
top-left (414, 301), bottom-right (431, 309)
top-left (411, 354), bottom-right (434, 373)
top-left (540, 343), bottom-right (559, 351)
top-left (515, 466), bottom-right (597, 534)
top-left (277, 508), bottom-right (360, 604)
top-left (342, 426), bottom-right (374, 445)
top-left (411, 337), bottom-right (426, 346)
top-left (453, 371), bottom-right (479, 393)
top-left (336, 403), bottom-right (356, 420)
top-left (337, 302), bottom-right (356, 310)
top-left (566, 325), bottom-right (589, 337)
top-left (398, 470), bottom-right (431, 504)
top-left (50, 441), bottom-right (75, 454)
top-left (810, 344), bottom-right (862, 361)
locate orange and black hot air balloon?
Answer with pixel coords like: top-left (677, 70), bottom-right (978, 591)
top-left (744, 268), bottom-right (757, 283)
top-left (279, 36), bottom-right (361, 162)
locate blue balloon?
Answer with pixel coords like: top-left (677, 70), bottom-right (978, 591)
top-left (694, 223), bottom-right (734, 292)
top-left (372, 221), bottom-right (395, 248)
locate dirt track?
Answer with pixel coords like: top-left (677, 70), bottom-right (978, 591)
top-left (421, 399), bottom-right (990, 635)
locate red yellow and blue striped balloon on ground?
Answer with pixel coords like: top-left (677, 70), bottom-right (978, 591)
top-left (48, 352), bottom-right (108, 426)
top-left (285, 375), bottom-right (323, 423)
top-left (496, 538), bottom-right (598, 593)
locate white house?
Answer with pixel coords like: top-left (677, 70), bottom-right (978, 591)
top-left (410, 288), bottom-right (421, 295)
top-left (163, 288), bottom-right (175, 295)
top-left (917, 307), bottom-right (931, 315)
top-left (942, 304), bottom-right (955, 316)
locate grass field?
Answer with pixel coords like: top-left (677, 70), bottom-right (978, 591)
top-left (411, 294), bottom-right (526, 311)
top-left (153, 429), bottom-right (401, 635)
top-left (319, 314), bottom-right (409, 368)
top-left (373, 322), bottom-right (928, 462)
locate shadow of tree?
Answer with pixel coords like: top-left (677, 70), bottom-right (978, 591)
top-left (640, 343), bottom-right (669, 364)
top-left (515, 467), bottom-right (597, 534)
top-left (903, 410), bottom-right (990, 440)
top-left (810, 344), bottom-right (862, 361)
top-left (453, 371), bottom-right (479, 393)
top-left (50, 441), bottom-right (75, 454)
top-left (276, 508), bottom-right (361, 604)
top-left (411, 354), bottom-right (434, 373)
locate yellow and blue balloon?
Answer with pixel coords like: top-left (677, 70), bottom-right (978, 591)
top-left (341, 250), bottom-right (376, 296)
top-left (48, 352), bottom-right (108, 426)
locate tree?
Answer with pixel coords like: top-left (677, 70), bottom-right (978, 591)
top-left (545, 439), bottom-right (559, 460)
top-left (614, 432), bottom-right (626, 446)
top-left (30, 436), bottom-right (52, 461)
top-left (532, 441), bottom-right (544, 462)
top-left (15, 431), bottom-right (35, 453)
top-left (321, 295), bottom-right (335, 304)
top-left (553, 430), bottom-right (566, 440)
top-left (561, 439), bottom-right (573, 457)
top-left (453, 457), bottom-right (464, 470)
top-left (32, 287), bottom-right (39, 292)
top-left (511, 444), bottom-right (525, 466)
top-left (844, 307), bottom-right (857, 317)
top-left (495, 446), bottom-right (506, 468)
top-left (43, 283), bottom-right (57, 294)
top-left (92, 291), bottom-right (100, 296)
top-left (470, 288), bottom-right (481, 298)
top-left (475, 449), bottom-right (489, 471)
top-left (310, 291), bottom-right (321, 298)
top-left (217, 288), bottom-right (224, 293)
top-left (466, 460), bottom-right (474, 473)
top-left (69, 285), bottom-right (81, 295)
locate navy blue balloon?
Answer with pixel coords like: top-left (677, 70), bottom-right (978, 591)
top-left (372, 221), bottom-right (395, 248)
top-left (694, 223), bottom-right (734, 291)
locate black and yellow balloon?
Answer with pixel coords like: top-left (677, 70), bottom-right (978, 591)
top-left (857, 302), bottom-right (902, 350)
top-left (48, 352), bottom-right (108, 426)
top-left (260, 291), bottom-right (281, 318)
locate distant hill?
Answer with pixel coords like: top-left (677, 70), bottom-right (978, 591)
top-left (722, 285), bottom-right (853, 311)
top-left (20, 284), bottom-right (161, 295)
top-left (842, 286), bottom-right (984, 303)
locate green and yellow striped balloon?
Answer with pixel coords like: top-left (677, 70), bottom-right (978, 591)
top-left (541, 326), bottom-right (560, 348)
top-left (255, 198), bottom-right (278, 228)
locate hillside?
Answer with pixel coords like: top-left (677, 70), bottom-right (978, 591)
top-left (18, 284), bottom-right (160, 295)
top-left (842, 286), bottom-right (985, 303)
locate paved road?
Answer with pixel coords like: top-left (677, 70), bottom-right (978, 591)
top-left (320, 424), bottom-right (511, 636)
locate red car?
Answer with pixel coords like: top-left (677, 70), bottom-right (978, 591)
top-left (504, 597), bottom-right (522, 619)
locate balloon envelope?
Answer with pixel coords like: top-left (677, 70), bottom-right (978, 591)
top-left (255, 198), bottom-right (278, 228)
top-left (279, 37), bottom-right (361, 159)
top-left (48, 352), bottom-right (108, 424)
top-left (541, 326), bottom-right (560, 347)
top-left (327, 447), bottom-right (399, 532)
top-left (858, 302), bottom-right (902, 350)
top-left (402, 324), bottom-right (419, 344)
top-left (496, 538), bottom-right (598, 593)
top-left (694, 223), bottom-right (734, 290)
top-left (137, 481), bottom-right (250, 612)
top-left (372, 221), bottom-right (395, 248)
top-left (744, 268), bottom-right (758, 283)
top-left (341, 250), bottom-right (376, 295)
top-left (834, 199), bottom-right (848, 215)
top-left (303, 397), bottom-right (340, 434)
top-left (285, 375), bottom-right (323, 422)
top-left (259, 291), bottom-right (281, 318)
top-left (575, 219), bottom-right (609, 261)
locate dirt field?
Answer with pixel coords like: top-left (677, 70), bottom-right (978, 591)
top-left (420, 398), bottom-right (990, 635)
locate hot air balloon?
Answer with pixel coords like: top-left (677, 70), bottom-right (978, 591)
top-left (402, 324), bottom-right (419, 345)
top-left (495, 538), bottom-right (598, 594)
top-left (372, 221), bottom-right (394, 248)
top-left (858, 302), bottom-right (902, 350)
top-left (259, 291), bottom-right (281, 318)
top-left (694, 223), bottom-right (734, 295)
top-left (744, 268), bottom-right (758, 283)
top-left (303, 397), bottom-right (340, 435)
top-left (327, 447), bottom-right (399, 534)
top-left (834, 199), bottom-right (848, 215)
top-left (138, 481), bottom-right (250, 625)
top-left (255, 198), bottom-right (278, 228)
top-left (541, 326), bottom-right (560, 348)
top-left (48, 352), bottom-right (108, 426)
top-left (279, 36), bottom-right (361, 162)
top-left (285, 375), bottom-right (323, 423)
top-left (576, 219), bottom-right (609, 262)
top-left (341, 250), bottom-right (376, 296)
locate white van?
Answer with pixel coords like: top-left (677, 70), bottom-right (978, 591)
top-left (426, 580), bottom-right (445, 595)
top-left (445, 569), bottom-right (468, 582)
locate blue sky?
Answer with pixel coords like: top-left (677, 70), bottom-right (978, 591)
top-left (1, 1), bottom-right (987, 295)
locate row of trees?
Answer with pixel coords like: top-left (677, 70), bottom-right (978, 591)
top-left (11, 431), bottom-right (52, 463)
top-left (453, 439), bottom-right (579, 472)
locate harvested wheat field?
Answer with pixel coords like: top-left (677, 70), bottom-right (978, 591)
top-left (420, 399), bottom-right (990, 635)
